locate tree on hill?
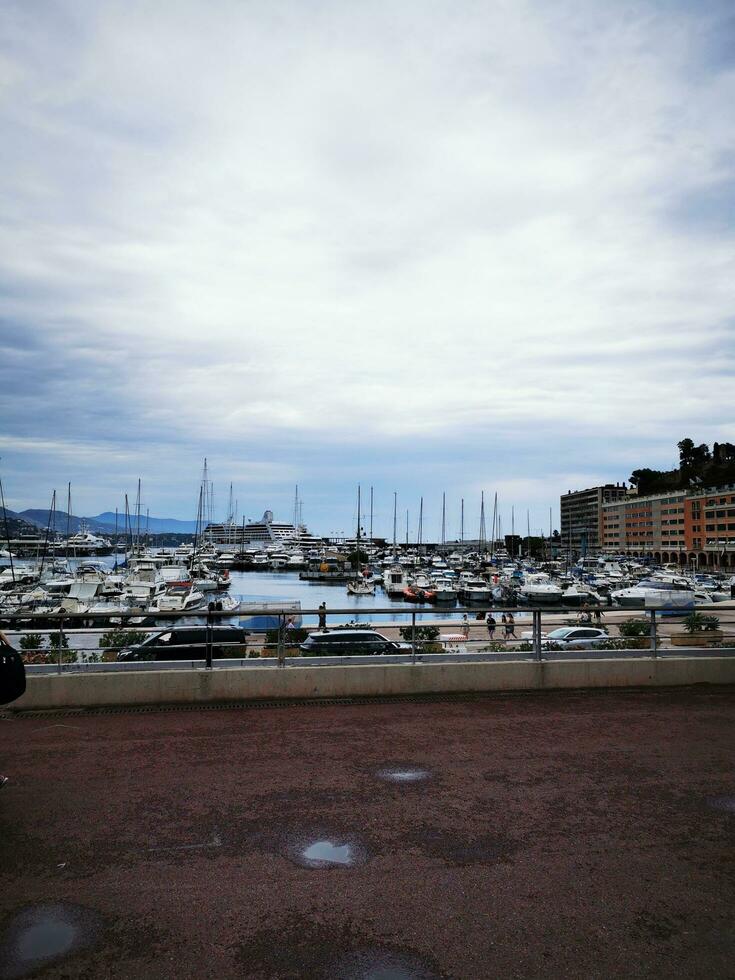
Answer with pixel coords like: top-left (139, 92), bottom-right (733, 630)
top-left (630, 439), bottom-right (735, 494)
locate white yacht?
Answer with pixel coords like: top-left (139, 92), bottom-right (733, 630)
top-left (611, 579), bottom-right (695, 608)
top-left (383, 565), bottom-right (410, 596)
top-left (432, 577), bottom-right (458, 602)
top-left (518, 574), bottom-right (563, 604)
top-left (457, 578), bottom-right (491, 603)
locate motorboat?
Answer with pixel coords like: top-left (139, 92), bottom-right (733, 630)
top-left (518, 574), bottom-right (563, 604)
top-left (347, 578), bottom-right (375, 596)
top-left (611, 579), bottom-right (695, 608)
top-left (457, 578), bottom-right (491, 603)
top-left (383, 565), bottom-right (410, 597)
top-left (432, 577), bottom-right (458, 602)
top-left (148, 585), bottom-right (207, 613)
top-left (559, 584), bottom-right (604, 607)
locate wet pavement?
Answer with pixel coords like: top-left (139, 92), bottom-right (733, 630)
top-left (1, 688), bottom-right (735, 978)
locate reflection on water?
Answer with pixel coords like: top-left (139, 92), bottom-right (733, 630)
top-left (302, 840), bottom-right (353, 865)
top-left (377, 767), bottom-right (431, 784)
top-left (0, 903), bottom-right (102, 979)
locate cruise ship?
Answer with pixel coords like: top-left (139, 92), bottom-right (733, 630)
top-left (205, 511), bottom-right (324, 548)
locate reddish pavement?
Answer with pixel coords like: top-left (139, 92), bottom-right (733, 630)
top-left (1, 688), bottom-right (735, 978)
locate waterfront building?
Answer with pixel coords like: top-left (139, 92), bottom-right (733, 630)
top-left (600, 486), bottom-right (735, 568)
top-left (560, 484), bottom-right (629, 556)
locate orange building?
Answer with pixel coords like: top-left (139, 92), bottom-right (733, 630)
top-left (600, 486), bottom-right (735, 569)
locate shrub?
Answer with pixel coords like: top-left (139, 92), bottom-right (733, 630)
top-left (618, 618), bottom-right (651, 638)
top-left (46, 631), bottom-right (76, 664)
top-left (98, 628), bottom-right (147, 650)
top-left (398, 625), bottom-right (439, 644)
top-left (19, 633), bottom-right (44, 652)
top-left (264, 627), bottom-right (309, 646)
top-left (595, 637), bottom-right (649, 650)
top-left (682, 612), bottom-right (720, 633)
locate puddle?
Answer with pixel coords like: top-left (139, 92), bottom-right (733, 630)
top-left (0, 903), bottom-right (102, 979)
top-left (377, 767), bottom-right (431, 784)
top-left (332, 948), bottom-right (441, 979)
top-left (303, 841), bottom-right (353, 865)
top-left (707, 795), bottom-right (735, 813)
top-left (289, 834), bottom-right (367, 869)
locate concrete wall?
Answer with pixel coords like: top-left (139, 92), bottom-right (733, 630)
top-left (9, 657), bottom-right (735, 712)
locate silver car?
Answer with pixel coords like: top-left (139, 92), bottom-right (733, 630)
top-left (542, 627), bottom-right (609, 649)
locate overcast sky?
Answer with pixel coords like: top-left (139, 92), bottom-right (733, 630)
top-left (1, 0), bottom-right (733, 538)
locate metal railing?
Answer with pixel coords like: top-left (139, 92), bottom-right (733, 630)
top-left (3, 603), bottom-right (735, 673)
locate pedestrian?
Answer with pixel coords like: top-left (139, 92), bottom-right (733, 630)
top-left (486, 613), bottom-right (496, 640)
top-left (593, 607), bottom-right (603, 625)
top-left (500, 612), bottom-right (507, 640)
top-left (461, 614), bottom-right (470, 639)
top-left (580, 602), bottom-right (592, 624)
top-left (505, 612), bottom-right (516, 639)
top-left (317, 602), bottom-right (327, 631)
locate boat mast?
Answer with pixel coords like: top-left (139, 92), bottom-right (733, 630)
top-left (441, 492), bottom-right (446, 549)
top-left (0, 470), bottom-right (16, 585)
top-left (491, 492), bottom-right (498, 559)
top-left (392, 491), bottom-right (397, 558)
top-left (460, 498), bottom-right (464, 546)
top-left (65, 483), bottom-right (72, 564)
top-left (369, 486), bottom-right (373, 542)
top-left (418, 496), bottom-right (423, 550)
top-left (479, 491), bottom-right (486, 556)
top-left (124, 494), bottom-right (131, 563)
top-left (354, 484), bottom-right (361, 578)
top-left (39, 489), bottom-right (55, 577)
top-left (405, 509), bottom-right (409, 547)
top-left (135, 478), bottom-right (141, 554)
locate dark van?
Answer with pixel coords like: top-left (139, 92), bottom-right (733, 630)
top-left (299, 629), bottom-right (410, 657)
top-left (117, 626), bottom-right (248, 662)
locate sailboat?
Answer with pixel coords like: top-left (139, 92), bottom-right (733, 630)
top-left (346, 485), bottom-right (375, 596)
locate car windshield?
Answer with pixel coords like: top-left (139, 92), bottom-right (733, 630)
top-left (547, 628), bottom-right (575, 639)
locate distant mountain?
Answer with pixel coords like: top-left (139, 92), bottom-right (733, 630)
top-left (91, 513), bottom-right (199, 534)
top-left (15, 509), bottom-right (199, 536)
top-left (1, 507), bottom-right (40, 539)
top-left (17, 509), bottom-right (106, 534)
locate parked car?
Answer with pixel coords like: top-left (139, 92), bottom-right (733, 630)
top-left (117, 626), bottom-right (249, 661)
top-left (300, 629), bottom-right (411, 657)
top-left (540, 627), bottom-right (609, 650)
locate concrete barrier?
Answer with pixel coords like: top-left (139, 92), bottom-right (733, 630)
top-left (9, 656), bottom-right (735, 712)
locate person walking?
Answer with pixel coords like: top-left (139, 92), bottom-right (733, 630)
top-left (505, 612), bottom-right (516, 639)
top-left (500, 612), bottom-right (507, 640)
top-left (486, 613), bottom-right (496, 640)
top-left (317, 602), bottom-right (327, 631)
top-left (461, 614), bottom-right (470, 639)
top-left (593, 607), bottom-right (603, 625)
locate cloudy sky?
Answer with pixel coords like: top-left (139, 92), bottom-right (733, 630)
top-left (1, 0), bottom-right (733, 538)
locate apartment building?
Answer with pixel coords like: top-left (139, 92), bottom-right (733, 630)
top-left (560, 484), bottom-right (629, 556)
top-left (600, 486), bottom-right (735, 568)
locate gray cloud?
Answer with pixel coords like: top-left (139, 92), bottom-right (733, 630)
top-left (0, 0), bottom-right (733, 531)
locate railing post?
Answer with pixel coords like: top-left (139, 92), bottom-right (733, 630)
top-left (58, 614), bottom-right (65, 674)
top-left (411, 611), bottom-right (417, 665)
top-left (205, 602), bottom-right (214, 669)
top-left (650, 608), bottom-right (657, 658)
top-left (533, 609), bottom-right (542, 661)
top-left (277, 613), bottom-right (285, 668)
